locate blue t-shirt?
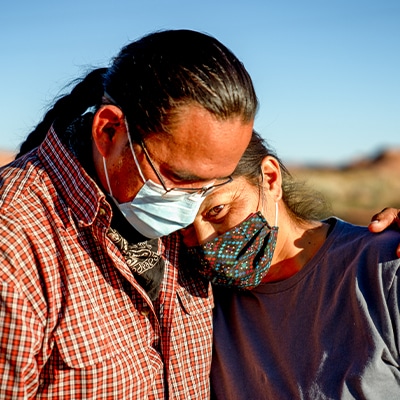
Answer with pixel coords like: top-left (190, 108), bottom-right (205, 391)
top-left (211, 218), bottom-right (400, 399)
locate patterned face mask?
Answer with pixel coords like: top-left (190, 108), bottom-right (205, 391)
top-left (186, 211), bottom-right (278, 290)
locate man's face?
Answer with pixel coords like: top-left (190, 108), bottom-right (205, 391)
top-left (116, 104), bottom-right (254, 202)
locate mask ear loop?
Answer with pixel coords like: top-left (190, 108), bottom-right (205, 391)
top-left (103, 157), bottom-right (113, 197)
top-left (125, 119), bottom-right (146, 184)
top-left (274, 201), bottom-right (279, 228)
top-left (256, 168), bottom-right (265, 213)
top-left (100, 95), bottom-right (146, 187)
top-left (258, 166), bottom-right (279, 227)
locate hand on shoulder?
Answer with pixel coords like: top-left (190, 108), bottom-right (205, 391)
top-left (368, 208), bottom-right (400, 257)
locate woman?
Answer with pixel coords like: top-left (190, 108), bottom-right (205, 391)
top-left (183, 132), bottom-right (400, 399)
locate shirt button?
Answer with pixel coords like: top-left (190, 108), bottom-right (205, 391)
top-left (99, 207), bottom-right (107, 216)
top-left (185, 292), bottom-right (192, 303)
top-left (140, 305), bottom-right (150, 316)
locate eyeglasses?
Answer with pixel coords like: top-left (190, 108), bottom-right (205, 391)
top-left (140, 140), bottom-right (233, 197)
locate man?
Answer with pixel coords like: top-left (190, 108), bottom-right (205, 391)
top-left (0, 29), bottom-right (256, 399)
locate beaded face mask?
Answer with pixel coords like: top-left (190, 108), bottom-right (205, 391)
top-left (187, 211), bottom-right (278, 290)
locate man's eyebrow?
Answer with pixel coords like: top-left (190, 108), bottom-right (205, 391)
top-left (162, 167), bottom-right (230, 183)
top-left (167, 169), bottom-right (205, 182)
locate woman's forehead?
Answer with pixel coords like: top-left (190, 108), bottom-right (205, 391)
top-left (201, 178), bottom-right (256, 207)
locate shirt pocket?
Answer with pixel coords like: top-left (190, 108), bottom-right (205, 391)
top-left (53, 306), bottom-right (150, 368)
top-left (176, 284), bottom-right (214, 315)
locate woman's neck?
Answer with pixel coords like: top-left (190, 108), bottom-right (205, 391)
top-left (262, 218), bottom-right (330, 283)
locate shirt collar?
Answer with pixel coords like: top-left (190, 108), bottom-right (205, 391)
top-left (38, 125), bottom-right (111, 226)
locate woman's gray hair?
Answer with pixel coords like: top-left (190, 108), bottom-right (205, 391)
top-left (232, 131), bottom-right (332, 222)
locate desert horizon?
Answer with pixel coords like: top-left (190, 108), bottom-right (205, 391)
top-left (1, 146), bottom-right (399, 227)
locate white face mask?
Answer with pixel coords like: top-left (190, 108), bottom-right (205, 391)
top-left (103, 127), bottom-right (206, 239)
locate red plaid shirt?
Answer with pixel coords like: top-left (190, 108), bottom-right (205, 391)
top-left (0, 127), bottom-right (213, 399)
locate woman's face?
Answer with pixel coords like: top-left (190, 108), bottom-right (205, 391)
top-left (182, 177), bottom-right (260, 246)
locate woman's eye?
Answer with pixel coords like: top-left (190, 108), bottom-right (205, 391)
top-left (205, 204), bottom-right (225, 219)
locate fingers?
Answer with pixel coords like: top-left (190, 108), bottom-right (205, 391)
top-left (368, 208), bottom-right (400, 233)
top-left (368, 208), bottom-right (400, 258)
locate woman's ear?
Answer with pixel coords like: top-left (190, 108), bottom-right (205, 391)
top-left (92, 105), bottom-right (126, 157)
top-left (260, 156), bottom-right (283, 201)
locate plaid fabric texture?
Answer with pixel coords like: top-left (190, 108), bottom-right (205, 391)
top-left (0, 127), bottom-right (213, 399)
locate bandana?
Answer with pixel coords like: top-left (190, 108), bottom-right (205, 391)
top-left (107, 227), bottom-right (164, 300)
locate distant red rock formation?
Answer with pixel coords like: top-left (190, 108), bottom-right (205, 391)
top-left (346, 148), bottom-right (400, 171)
top-left (289, 147), bottom-right (400, 175)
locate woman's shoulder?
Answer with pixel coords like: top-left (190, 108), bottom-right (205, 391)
top-left (325, 217), bottom-right (400, 265)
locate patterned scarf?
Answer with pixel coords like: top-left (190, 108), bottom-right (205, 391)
top-left (107, 227), bottom-right (164, 300)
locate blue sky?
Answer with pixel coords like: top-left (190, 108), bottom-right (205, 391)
top-left (1, 0), bottom-right (399, 164)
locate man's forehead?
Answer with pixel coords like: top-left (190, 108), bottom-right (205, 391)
top-left (145, 141), bottom-right (236, 181)
top-left (159, 158), bottom-right (232, 183)
top-left (142, 105), bottom-right (254, 181)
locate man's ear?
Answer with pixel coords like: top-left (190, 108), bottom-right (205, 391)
top-left (92, 105), bottom-right (126, 157)
top-left (260, 156), bottom-right (283, 201)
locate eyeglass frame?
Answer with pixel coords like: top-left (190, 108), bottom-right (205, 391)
top-left (139, 140), bottom-right (233, 197)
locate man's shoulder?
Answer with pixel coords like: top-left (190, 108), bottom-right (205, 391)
top-left (1, 153), bottom-right (44, 209)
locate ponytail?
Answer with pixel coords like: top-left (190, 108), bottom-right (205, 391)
top-left (16, 30), bottom-right (258, 159)
top-left (16, 67), bottom-right (107, 158)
